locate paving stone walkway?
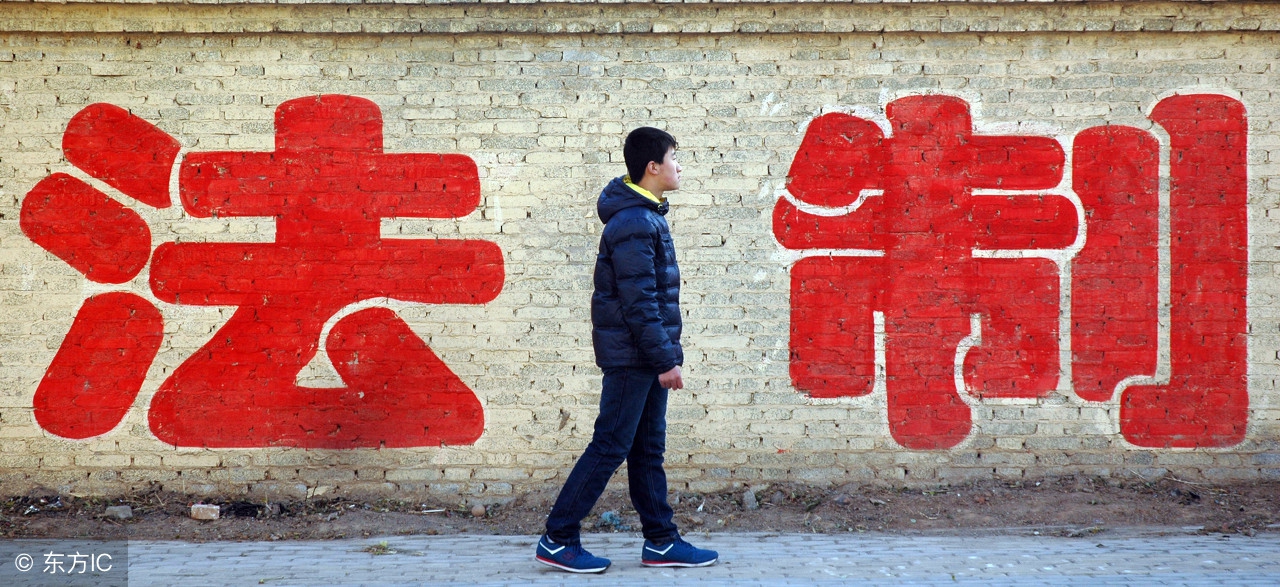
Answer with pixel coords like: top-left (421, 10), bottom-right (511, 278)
top-left (4, 529), bottom-right (1279, 586)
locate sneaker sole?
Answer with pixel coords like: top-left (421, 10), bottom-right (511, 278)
top-left (535, 555), bottom-right (609, 574)
top-left (641, 558), bottom-right (718, 568)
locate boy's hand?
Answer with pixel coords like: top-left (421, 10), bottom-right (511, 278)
top-left (659, 366), bottom-right (684, 390)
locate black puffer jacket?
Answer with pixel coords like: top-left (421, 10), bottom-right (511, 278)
top-left (591, 177), bottom-right (683, 372)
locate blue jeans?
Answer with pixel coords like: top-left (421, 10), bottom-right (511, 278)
top-left (545, 367), bottom-right (679, 546)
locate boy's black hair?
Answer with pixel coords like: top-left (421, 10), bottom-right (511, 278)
top-left (623, 127), bottom-right (678, 183)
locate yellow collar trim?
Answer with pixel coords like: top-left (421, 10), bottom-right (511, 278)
top-left (624, 176), bottom-right (664, 205)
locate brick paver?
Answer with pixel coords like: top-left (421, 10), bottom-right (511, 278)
top-left (3, 530), bottom-right (1276, 586)
top-left (112, 529), bottom-right (1280, 586)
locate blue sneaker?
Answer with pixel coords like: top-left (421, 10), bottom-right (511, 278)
top-left (534, 535), bottom-right (611, 574)
top-left (641, 537), bottom-right (718, 568)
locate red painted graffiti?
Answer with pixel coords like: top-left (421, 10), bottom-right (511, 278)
top-left (779, 96), bottom-right (1071, 449)
top-left (1073, 96), bottom-right (1249, 448)
top-left (777, 93), bottom-right (1249, 449)
top-left (21, 103), bottom-right (177, 439)
top-left (32, 293), bottom-right (163, 440)
top-left (21, 172), bottom-right (155, 285)
top-left (22, 95), bottom-right (501, 448)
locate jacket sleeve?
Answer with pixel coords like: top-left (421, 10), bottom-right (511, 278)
top-left (610, 220), bottom-right (679, 373)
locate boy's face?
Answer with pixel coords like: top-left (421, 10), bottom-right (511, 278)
top-left (646, 147), bottom-right (682, 193)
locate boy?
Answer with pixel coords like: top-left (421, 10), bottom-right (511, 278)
top-left (534, 128), bottom-right (718, 573)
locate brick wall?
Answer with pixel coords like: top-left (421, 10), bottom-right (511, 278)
top-left (1, 0), bottom-right (1279, 501)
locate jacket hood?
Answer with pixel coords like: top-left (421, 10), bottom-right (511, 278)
top-left (597, 176), bottom-right (669, 224)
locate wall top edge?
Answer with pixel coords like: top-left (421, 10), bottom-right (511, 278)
top-left (0, 0), bottom-right (1259, 5)
top-left (0, 0), bottom-right (1275, 35)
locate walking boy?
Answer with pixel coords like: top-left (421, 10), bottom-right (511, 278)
top-left (534, 128), bottom-right (718, 573)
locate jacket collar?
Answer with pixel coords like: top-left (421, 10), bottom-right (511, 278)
top-left (623, 176), bottom-right (665, 205)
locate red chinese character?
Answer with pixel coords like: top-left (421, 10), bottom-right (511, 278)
top-left (779, 93), bottom-right (1250, 450)
top-left (776, 95), bottom-right (1075, 449)
top-left (23, 96), bottom-right (502, 448)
